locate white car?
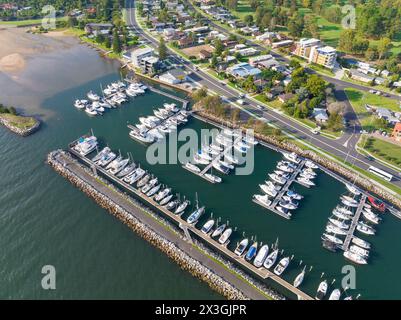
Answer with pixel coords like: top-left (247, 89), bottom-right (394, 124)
top-left (237, 99), bottom-right (245, 105)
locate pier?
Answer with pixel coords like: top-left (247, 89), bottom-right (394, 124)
top-left (341, 195), bottom-right (367, 251)
top-left (67, 140), bottom-right (314, 300)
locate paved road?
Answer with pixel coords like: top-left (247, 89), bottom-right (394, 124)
top-left (125, 0), bottom-right (401, 188)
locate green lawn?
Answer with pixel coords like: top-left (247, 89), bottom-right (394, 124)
top-left (0, 113), bottom-right (38, 130)
top-left (345, 87), bottom-right (400, 131)
top-left (359, 135), bottom-right (401, 168)
top-left (0, 16), bottom-right (67, 26)
top-left (316, 16), bottom-right (342, 48)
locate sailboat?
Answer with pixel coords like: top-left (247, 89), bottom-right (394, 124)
top-left (293, 266), bottom-right (306, 288)
top-left (186, 193), bottom-right (205, 224)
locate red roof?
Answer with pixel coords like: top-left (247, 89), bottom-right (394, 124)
top-left (393, 122), bottom-right (401, 132)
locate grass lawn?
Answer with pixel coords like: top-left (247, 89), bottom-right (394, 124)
top-left (359, 135), bottom-right (401, 168)
top-left (0, 113), bottom-right (37, 130)
top-left (308, 62), bottom-right (335, 76)
top-left (345, 87), bottom-right (401, 131)
top-left (0, 16), bottom-right (67, 26)
top-left (316, 16), bottom-right (342, 48)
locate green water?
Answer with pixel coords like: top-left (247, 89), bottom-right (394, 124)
top-left (1, 35), bottom-right (401, 300)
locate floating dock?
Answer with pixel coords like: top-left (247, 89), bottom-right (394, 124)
top-left (341, 195), bottom-right (367, 251)
top-left (67, 140), bottom-right (314, 300)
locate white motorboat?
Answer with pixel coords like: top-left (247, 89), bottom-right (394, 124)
top-left (210, 143), bottom-right (223, 152)
top-left (211, 224), bottom-right (226, 238)
top-left (357, 222), bottom-right (375, 235)
top-left (293, 267), bottom-right (306, 288)
top-left (346, 184), bottom-right (361, 195)
top-left (160, 194), bottom-right (174, 206)
top-left (224, 153), bottom-right (239, 164)
top-left (343, 251), bottom-right (368, 265)
top-left (283, 152), bottom-right (301, 164)
top-left (274, 256), bottom-right (290, 276)
top-left (73, 136), bottom-right (98, 156)
top-left (123, 167), bottom-right (145, 184)
top-left (266, 181), bottom-right (282, 191)
top-left (87, 90), bottom-right (100, 101)
top-left (184, 162), bottom-right (201, 173)
top-left (253, 194), bottom-right (272, 207)
top-left (326, 223), bottom-right (348, 235)
top-left (278, 200), bottom-right (298, 210)
top-left (212, 162), bottom-right (230, 174)
top-left (328, 289), bottom-right (341, 300)
top-left (163, 103), bottom-right (179, 113)
top-left (155, 188), bottom-right (171, 202)
top-left (218, 159), bottom-right (234, 170)
top-left (116, 162), bottom-right (136, 178)
top-left (341, 195), bottom-right (358, 205)
top-left (92, 147), bottom-right (111, 163)
top-left (97, 151), bottom-right (116, 167)
top-left (315, 280), bottom-right (328, 300)
top-left (305, 160), bottom-right (318, 169)
top-left (234, 238), bottom-right (249, 256)
top-left (204, 173), bottom-right (222, 183)
top-left (85, 107), bottom-right (98, 116)
top-left (277, 163), bottom-right (294, 173)
top-left (74, 99), bottom-right (87, 109)
top-left (322, 233), bottom-right (343, 245)
top-left (336, 206), bottom-right (353, 216)
top-left (263, 249), bottom-right (279, 269)
top-left (268, 173), bottom-right (287, 185)
top-left (274, 170), bottom-right (290, 179)
top-left (328, 218), bottom-right (350, 230)
top-left (332, 209), bottom-right (351, 220)
top-left (218, 228), bottom-right (232, 245)
top-left (233, 143), bottom-right (248, 153)
top-left (260, 184), bottom-right (278, 197)
top-left (147, 184), bottom-right (161, 197)
top-left (129, 130), bottom-right (155, 144)
top-left (175, 200), bottom-right (190, 215)
top-left (194, 153), bottom-right (210, 165)
top-left (276, 206), bottom-right (291, 217)
top-left (105, 155), bottom-right (122, 170)
top-left (362, 210), bottom-right (381, 224)
top-left (352, 236), bottom-right (371, 250)
top-left (201, 219), bottom-right (215, 234)
top-left (282, 195), bottom-right (299, 205)
top-left (299, 171), bottom-right (315, 180)
top-left (223, 128), bottom-right (239, 137)
top-left (197, 150), bottom-right (213, 161)
top-left (137, 174), bottom-right (150, 188)
top-left (253, 244), bottom-right (269, 268)
top-left (286, 190), bottom-right (303, 200)
top-left (350, 245), bottom-right (369, 258)
top-left (147, 128), bottom-right (165, 141)
top-left (296, 176), bottom-right (315, 186)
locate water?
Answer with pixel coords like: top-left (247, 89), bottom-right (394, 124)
top-left (1, 33), bottom-right (401, 300)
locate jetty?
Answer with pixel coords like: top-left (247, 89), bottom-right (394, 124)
top-left (67, 139), bottom-right (314, 300)
top-left (341, 195), bottom-right (367, 251)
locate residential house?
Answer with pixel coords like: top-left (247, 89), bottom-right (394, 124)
top-left (265, 86), bottom-right (285, 100)
top-left (376, 108), bottom-right (399, 126)
top-left (84, 23), bottom-right (113, 36)
top-left (199, 49), bottom-right (212, 60)
top-left (236, 47), bottom-right (259, 57)
top-left (159, 68), bottom-right (187, 84)
top-left (278, 93), bottom-right (295, 103)
top-left (313, 108), bottom-right (329, 123)
top-left (349, 69), bottom-right (374, 83)
top-left (391, 122), bottom-right (401, 142)
top-left (226, 62), bottom-right (262, 79)
top-left (178, 36), bottom-right (194, 48)
top-left (249, 55), bottom-right (273, 67)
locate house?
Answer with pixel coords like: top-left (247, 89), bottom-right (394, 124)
top-left (249, 55), bottom-right (273, 67)
top-left (265, 86), bottom-right (285, 100)
top-left (272, 40), bottom-right (294, 48)
top-left (130, 47), bottom-right (154, 67)
top-left (313, 108), bottom-right (329, 123)
top-left (256, 32), bottom-right (278, 42)
top-left (226, 62), bottom-right (262, 79)
top-left (278, 93), bottom-right (295, 103)
top-left (256, 59), bottom-right (280, 70)
top-left (391, 122), bottom-right (401, 142)
top-left (349, 69), bottom-right (374, 83)
top-left (84, 23), bottom-right (113, 36)
top-left (159, 68), bottom-right (187, 84)
top-left (393, 81), bottom-right (401, 88)
top-left (199, 49), bottom-right (212, 60)
top-left (376, 108), bottom-right (399, 125)
top-left (236, 47), bottom-right (259, 57)
top-left (178, 36), bottom-right (194, 48)
top-left (374, 77), bottom-right (386, 85)
top-left (283, 77), bottom-right (292, 87)
top-left (163, 27), bottom-right (176, 39)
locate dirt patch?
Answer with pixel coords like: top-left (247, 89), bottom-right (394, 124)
top-left (0, 53), bottom-right (26, 73)
top-left (181, 44), bottom-right (214, 57)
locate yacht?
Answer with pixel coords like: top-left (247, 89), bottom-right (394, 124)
top-left (274, 170), bottom-right (290, 179)
top-left (263, 249), bottom-right (279, 269)
top-left (194, 153), bottom-right (210, 165)
top-left (293, 267), bottom-right (306, 288)
top-left (274, 256), bottom-right (290, 276)
top-left (97, 151), bottom-right (116, 167)
top-left (123, 167), bottom-right (145, 184)
top-left (155, 188), bottom-right (171, 202)
top-left (268, 173), bottom-right (287, 185)
top-left (141, 180), bottom-right (156, 194)
top-left (146, 184), bottom-right (161, 197)
top-left (74, 136), bottom-right (98, 156)
top-left (233, 144), bottom-right (248, 153)
top-left (282, 195), bottom-right (299, 205)
top-left (201, 219), bottom-right (215, 234)
top-left (212, 162), bottom-right (230, 174)
top-left (108, 158), bottom-right (129, 175)
top-left (204, 173), bottom-right (222, 183)
top-left (362, 210), bottom-right (381, 224)
top-left (343, 251), bottom-right (368, 265)
top-left (326, 223), bottom-right (348, 235)
top-left (296, 176), bottom-right (315, 186)
top-left (116, 162), bottom-right (136, 178)
top-left (283, 152), bottom-right (301, 164)
top-left (322, 233), bottom-right (343, 245)
top-left (253, 245), bottom-right (269, 268)
top-left (148, 128), bottom-right (164, 141)
top-left (352, 236), bottom-right (371, 250)
top-left (315, 280), bottom-right (328, 300)
top-left (105, 155), bottom-right (122, 169)
top-left (211, 224), bottom-right (226, 238)
top-left (328, 218), bottom-right (350, 230)
top-left (245, 241), bottom-right (258, 262)
top-left (341, 195), bottom-right (358, 206)
top-left (328, 289), bottom-right (341, 300)
top-left (218, 228), bottom-right (232, 245)
top-left (253, 194), bottom-right (272, 207)
top-left (350, 245), bottom-right (369, 258)
top-left (197, 150), bottom-right (213, 161)
top-left (85, 107), bottom-right (98, 116)
top-left (137, 174), bottom-right (151, 188)
top-left (260, 184), bottom-right (278, 197)
top-left (277, 163), bottom-right (294, 173)
top-left (346, 184), bottom-right (361, 195)
top-left (305, 160), bottom-right (318, 169)
top-left (210, 143), bottom-right (223, 152)
top-left (218, 159), bottom-right (234, 170)
top-left (299, 171), bottom-right (315, 180)
top-left (186, 206), bottom-right (205, 224)
top-left (357, 222), bottom-right (375, 235)
top-left (234, 238), bottom-right (249, 256)
top-left (184, 162), bottom-right (201, 173)
top-left (175, 200), bottom-right (190, 215)
top-left (125, 88), bottom-right (137, 97)
top-left (223, 128), bottom-right (239, 137)
top-left (224, 153), bottom-right (239, 164)
top-left (203, 145), bottom-right (219, 156)
top-left (165, 199), bottom-right (178, 210)
top-left (92, 147), bottom-right (111, 163)
top-left (129, 130), bottom-right (155, 144)
top-left (160, 194), bottom-right (174, 206)
top-left (278, 200), bottom-right (298, 210)
top-left (74, 99), bottom-right (87, 109)
top-left (332, 209), bottom-right (351, 220)
top-left (266, 181), bottom-right (282, 191)
top-left (276, 206), bottom-right (291, 217)
top-left (87, 90), bottom-right (100, 101)
top-left (164, 103), bottom-right (179, 113)
top-left (286, 190), bottom-right (303, 200)
top-left (335, 206), bottom-right (353, 216)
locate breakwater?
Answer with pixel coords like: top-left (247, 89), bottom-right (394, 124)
top-left (0, 115), bottom-right (40, 137)
top-left (47, 150), bottom-right (283, 300)
top-left (192, 106), bottom-right (401, 211)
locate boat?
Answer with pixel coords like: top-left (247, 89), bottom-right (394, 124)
top-left (97, 151), bottom-right (116, 167)
top-left (73, 136), bottom-right (98, 156)
top-left (137, 174), bottom-right (150, 188)
top-left (315, 280), bottom-right (328, 300)
top-left (210, 143), bottom-right (223, 152)
top-left (85, 107), bottom-right (98, 116)
top-left (245, 242), bottom-right (258, 261)
top-left (165, 199), bottom-right (179, 210)
top-left (268, 173), bottom-right (286, 185)
top-left (263, 249), bottom-right (279, 269)
top-left (223, 128), bottom-right (239, 137)
top-left (225, 153), bottom-right (239, 164)
top-left (265, 181), bottom-right (281, 191)
top-left (274, 170), bottom-right (290, 179)
top-left (201, 219), bottom-right (215, 234)
top-left (211, 224), bottom-right (226, 238)
top-left (184, 162), bottom-right (201, 173)
top-left (335, 206), bottom-right (353, 216)
top-left (278, 200), bottom-right (298, 210)
top-left (328, 218), bottom-right (349, 230)
top-left (283, 152), bottom-right (301, 164)
top-left (296, 176), bottom-right (315, 187)
top-left (193, 153), bottom-right (210, 165)
top-left (87, 90), bottom-right (100, 101)
top-left (160, 194), bottom-right (173, 206)
top-left (322, 240), bottom-right (338, 252)
top-left (341, 199), bottom-right (358, 208)
top-left (305, 160), bottom-right (318, 169)
top-left (74, 99), bottom-right (87, 109)
top-left (286, 190), bottom-right (303, 200)
top-left (218, 159), bottom-right (234, 170)
top-left (322, 233), bottom-right (343, 245)
top-left (293, 267), bottom-right (306, 288)
top-left (174, 199), bottom-right (190, 215)
top-left (197, 150), bottom-right (213, 161)
top-left (276, 206), bottom-right (291, 217)
top-left (234, 238), bottom-right (249, 256)
top-left (326, 223), bottom-right (347, 235)
top-left (146, 184), bottom-right (161, 197)
top-left (368, 196), bottom-right (386, 212)
top-left (116, 162), bottom-right (136, 178)
top-left (187, 206), bottom-right (205, 224)
top-left (332, 209), bottom-right (351, 220)
top-left (212, 162), bottom-right (230, 174)
top-left (92, 147), bottom-right (111, 163)
top-left (343, 251), bottom-right (368, 265)
top-left (299, 171), bottom-right (316, 180)
top-left (352, 236), bottom-right (371, 250)
top-left (328, 289), bottom-right (341, 300)
top-left (109, 158), bottom-right (129, 175)
top-left (203, 145), bottom-right (219, 156)
top-left (147, 128), bottom-right (164, 141)
top-left (350, 245), bottom-right (369, 258)
top-left (260, 184), bottom-right (278, 197)
top-left (218, 228), bottom-right (232, 245)
top-left (233, 143), bottom-right (248, 153)
top-left (277, 163), bottom-right (294, 173)
top-left (253, 194), bottom-right (272, 207)
top-left (346, 184), bottom-right (361, 195)
top-left (253, 244), bottom-right (269, 267)
top-left (341, 195), bottom-right (358, 204)
top-left (129, 130), bottom-right (155, 144)
top-left (356, 222), bottom-right (375, 235)
top-left (273, 256), bottom-right (290, 276)
top-left (123, 167), bottom-right (145, 184)
top-left (164, 103), bottom-right (179, 112)
top-left (141, 179), bottom-right (157, 194)
top-left (204, 173), bottom-right (222, 183)
top-left (362, 210), bottom-right (381, 224)
top-left (154, 188), bottom-right (171, 202)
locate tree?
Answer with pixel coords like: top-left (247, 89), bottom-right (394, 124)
top-left (67, 16), bottom-right (77, 28)
top-left (112, 29), bottom-right (121, 53)
top-left (8, 106), bottom-right (17, 115)
top-left (305, 74), bottom-right (326, 97)
top-left (244, 14), bottom-right (253, 26)
top-left (210, 55), bottom-right (218, 68)
top-left (158, 37), bottom-right (167, 60)
top-left (227, 0), bottom-right (238, 10)
top-left (377, 37), bottom-right (392, 60)
top-left (104, 37), bottom-right (111, 49)
top-left (327, 112), bottom-right (344, 132)
top-left (213, 38), bottom-right (224, 56)
top-left (191, 87), bottom-right (208, 102)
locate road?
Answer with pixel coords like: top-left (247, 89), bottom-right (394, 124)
top-left (125, 0), bottom-right (401, 189)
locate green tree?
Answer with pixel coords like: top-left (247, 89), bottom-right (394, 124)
top-left (112, 28), bottom-right (121, 53)
top-left (305, 74), bottom-right (326, 97)
top-left (158, 37), bottom-right (167, 60)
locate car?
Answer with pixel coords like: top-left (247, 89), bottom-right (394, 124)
top-left (376, 91), bottom-right (382, 95)
top-left (369, 89), bottom-right (376, 94)
top-left (219, 80), bottom-right (226, 85)
top-left (365, 155), bottom-right (374, 161)
top-left (239, 93), bottom-right (245, 99)
top-left (256, 105), bottom-right (263, 110)
top-left (237, 99), bottom-right (245, 105)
